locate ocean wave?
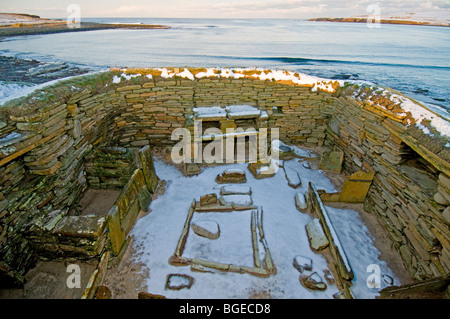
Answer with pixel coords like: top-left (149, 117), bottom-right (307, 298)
top-left (222, 56), bottom-right (450, 70)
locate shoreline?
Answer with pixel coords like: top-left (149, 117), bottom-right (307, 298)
top-left (0, 22), bottom-right (170, 38)
top-left (0, 13), bottom-right (169, 38)
top-left (309, 17), bottom-right (450, 27)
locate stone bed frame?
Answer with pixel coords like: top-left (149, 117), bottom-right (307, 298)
top-left (0, 67), bottom-right (449, 293)
top-left (169, 201), bottom-right (276, 278)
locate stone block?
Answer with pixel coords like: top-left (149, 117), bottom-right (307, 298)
top-left (216, 168), bottom-right (247, 183)
top-left (300, 272), bottom-right (327, 291)
top-left (318, 150), bottom-right (344, 173)
top-left (284, 167), bottom-right (302, 188)
top-left (138, 145), bottom-right (159, 193)
top-left (220, 185), bottom-right (251, 196)
top-left (137, 186), bottom-right (152, 213)
top-left (294, 192), bottom-right (308, 212)
top-left (305, 218), bottom-right (329, 251)
top-left (339, 170), bottom-right (375, 203)
top-left (53, 215), bottom-right (107, 239)
top-left (200, 193), bottom-right (217, 206)
top-left (184, 163), bottom-right (201, 175)
top-left (107, 205), bottom-right (125, 256)
top-left (247, 161), bottom-right (275, 179)
top-left (293, 255), bottom-right (313, 273)
top-left (165, 274), bottom-right (194, 290)
top-left (116, 169), bottom-right (146, 219)
top-left (191, 220), bottom-right (220, 239)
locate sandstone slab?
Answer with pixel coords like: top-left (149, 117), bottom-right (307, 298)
top-left (191, 220), bottom-right (220, 239)
top-left (284, 167), bottom-right (302, 188)
top-left (300, 272), bottom-right (327, 291)
top-left (339, 170), bottom-right (375, 203)
top-left (165, 274), bottom-right (194, 290)
top-left (215, 168), bottom-right (247, 184)
top-left (293, 255), bottom-right (313, 273)
top-left (305, 218), bottom-right (329, 251)
top-left (294, 192), bottom-right (308, 212)
top-left (318, 150), bottom-right (344, 173)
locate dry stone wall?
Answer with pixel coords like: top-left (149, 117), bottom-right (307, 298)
top-left (325, 84), bottom-right (450, 280)
top-left (0, 68), bottom-right (448, 285)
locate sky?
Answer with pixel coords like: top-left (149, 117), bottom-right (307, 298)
top-left (1, 0), bottom-right (449, 19)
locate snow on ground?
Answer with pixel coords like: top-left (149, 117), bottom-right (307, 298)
top-left (326, 206), bottom-right (398, 299)
top-left (0, 71), bottom-right (108, 107)
top-left (131, 153), bottom-right (399, 299)
top-left (0, 82), bottom-right (36, 106)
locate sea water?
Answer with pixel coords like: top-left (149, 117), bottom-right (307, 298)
top-left (0, 18), bottom-right (449, 112)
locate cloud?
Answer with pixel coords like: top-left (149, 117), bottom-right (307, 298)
top-left (2, 0), bottom-right (449, 19)
top-left (210, 0), bottom-right (327, 17)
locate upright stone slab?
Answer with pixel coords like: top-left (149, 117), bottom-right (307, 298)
top-left (137, 185), bottom-right (152, 213)
top-left (138, 145), bottom-right (158, 193)
top-left (107, 206), bottom-right (125, 256)
top-left (191, 220), bottom-right (220, 239)
top-left (339, 170), bottom-right (375, 203)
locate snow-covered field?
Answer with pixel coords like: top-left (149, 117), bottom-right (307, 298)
top-left (130, 154), bottom-right (398, 299)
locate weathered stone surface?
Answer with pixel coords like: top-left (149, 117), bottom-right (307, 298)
top-left (434, 192), bottom-right (449, 205)
top-left (300, 272), bottom-right (327, 291)
top-left (137, 186), bottom-right (152, 213)
top-left (184, 163), bottom-right (201, 175)
top-left (271, 140), bottom-right (295, 159)
top-left (216, 168), bottom-right (247, 183)
top-left (305, 218), bottom-right (329, 251)
top-left (53, 215), bottom-right (107, 239)
top-left (138, 291), bottom-right (167, 299)
top-left (293, 255), bottom-right (313, 273)
top-left (115, 169), bottom-right (146, 219)
top-left (200, 193), bottom-right (217, 206)
top-left (219, 194), bottom-right (254, 210)
top-left (294, 192), bottom-right (308, 212)
top-left (107, 206), bottom-right (125, 256)
top-left (247, 161), bottom-right (275, 179)
top-left (94, 286), bottom-right (112, 299)
top-left (191, 220), bottom-right (220, 239)
top-left (165, 274), bottom-right (194, 290)
top-left (318, 150), bottom-right (344, 173)
top-left (138, 145), bottom-right (158, 193)
top-left (220, 185), bottom-right (251, 196)
top-left (339, 170), bottom-right (375, 203)
top-left (284, 167), bottom-right (302, 188)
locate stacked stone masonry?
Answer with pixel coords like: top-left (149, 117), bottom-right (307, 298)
top-left (0, 68), bottom-right (448, 285)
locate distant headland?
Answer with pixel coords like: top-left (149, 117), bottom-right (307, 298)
top-left (0, 13), bottom-right (169, 38)
top-left (309, 17), bottom-right (450, 27)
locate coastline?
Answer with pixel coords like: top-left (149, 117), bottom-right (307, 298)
top-left (0, 13), bottom-right (169, 38)
top-left (309, 17), bottom-right (450, 27)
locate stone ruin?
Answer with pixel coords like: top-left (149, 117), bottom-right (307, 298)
top-left (0, 67), bottom-right (449, 298)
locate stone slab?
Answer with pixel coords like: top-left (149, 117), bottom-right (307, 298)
top-left (339, 170), bottom-right (375, 203)
top-left (138, 145), bottom-right (159, 193)
top-left (106, 206), bottom-right (125, 256)
top-left (191, 220), bottom-right (220, 239)
top-left (318, 150), bottom-right (344, 173)
top-left (305, 218), bottom-right (329, 251)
